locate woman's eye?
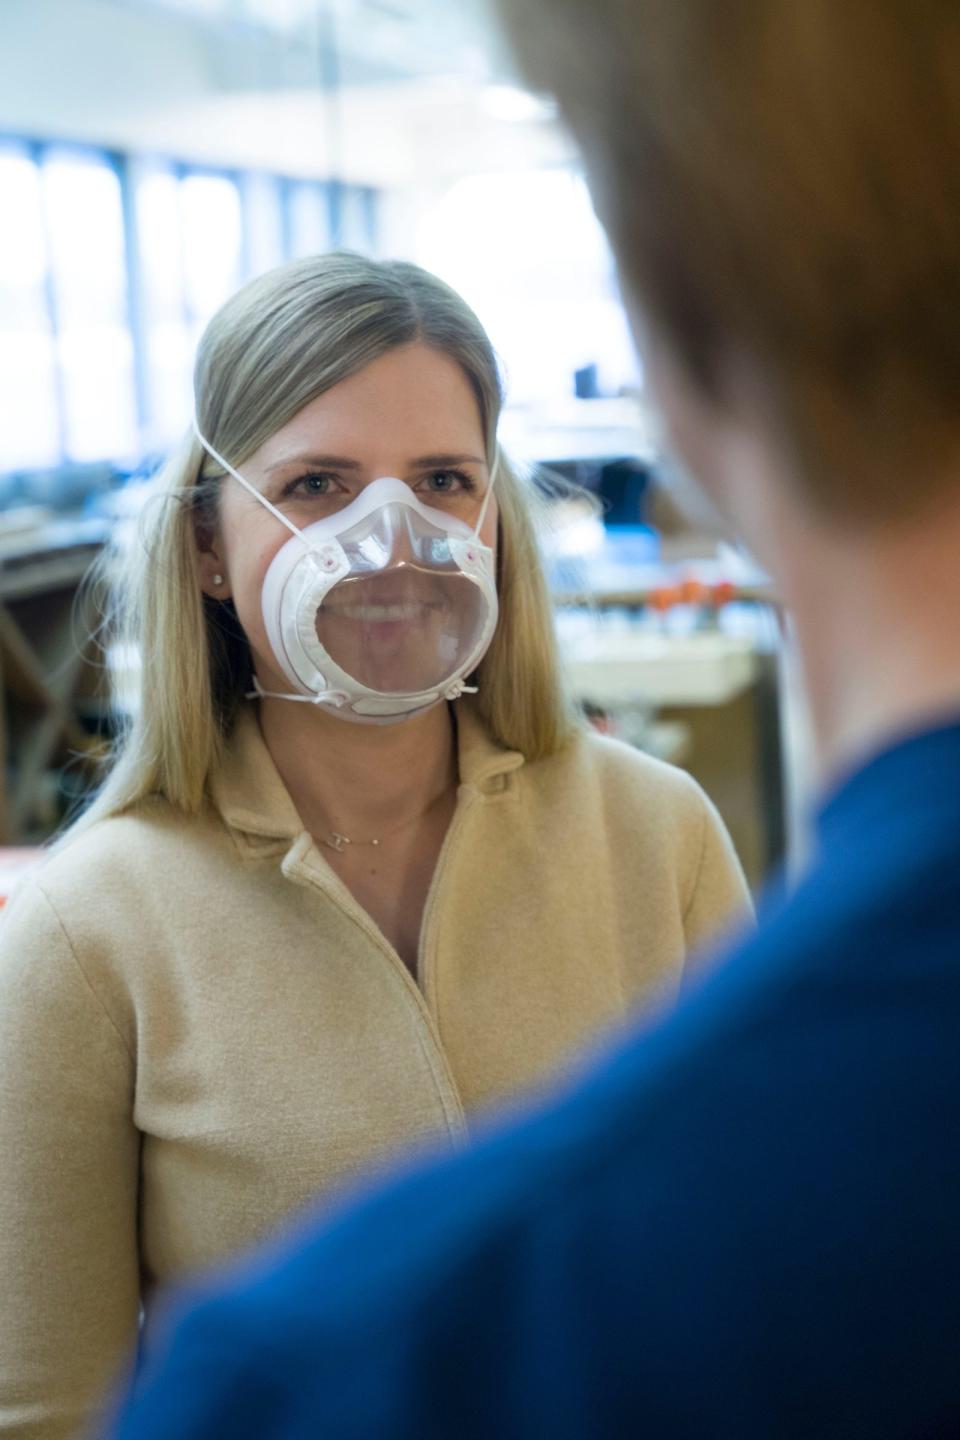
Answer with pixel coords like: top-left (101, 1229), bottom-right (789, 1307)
top-left (288, 472), bottom-right (335, 497)
top-left (424, 469), bottom-right (471, 494)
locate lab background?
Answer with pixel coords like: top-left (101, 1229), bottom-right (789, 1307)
top-left (0, 0), bottom-right (810, 897)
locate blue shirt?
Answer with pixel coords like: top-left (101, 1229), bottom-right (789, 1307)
top-left (109, 721), bottom-right (960, 1439)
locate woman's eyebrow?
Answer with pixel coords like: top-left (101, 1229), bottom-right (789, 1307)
top-left (264, 454), bottom-right (362, 474)
top-left (409, 453), bottom-right (486, 468)
top-left (262, 451), bottom-right (486, 476)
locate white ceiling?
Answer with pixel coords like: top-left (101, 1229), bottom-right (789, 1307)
top-left (132, 0), bottom-right (513, 86)
top-left (0, 0), bottom-right (573, 187)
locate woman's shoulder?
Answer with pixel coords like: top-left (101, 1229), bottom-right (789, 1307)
top-left (535, 726), bottom-right (707, 818)
top-left (522, 729), bottom-right (750, 929)
top-left (0, 803), bottom-right (204, 1058)
top-left (13, 797), bottom-right (218, 920)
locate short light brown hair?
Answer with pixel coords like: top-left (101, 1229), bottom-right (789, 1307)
top-left (497, 0), bottom-right (960, 519)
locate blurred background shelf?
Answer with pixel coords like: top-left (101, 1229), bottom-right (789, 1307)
top-left (558, 616), bottom-right (784, 893)
top-left (562, 631), bottom-right (759, 709)
top-left (0, 519), bottom-right (109, 842)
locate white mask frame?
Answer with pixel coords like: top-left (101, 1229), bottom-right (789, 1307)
top-left (193, 421), bottom-right (500, 722)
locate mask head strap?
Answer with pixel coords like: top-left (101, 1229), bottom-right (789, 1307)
top-left (193, 419), bottom-right (312, 551)
top-left (474, 447), bottom-right (499, 538)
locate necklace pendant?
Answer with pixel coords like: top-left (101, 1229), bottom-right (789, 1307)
top-left (328, 831), bottom-right (349, 853)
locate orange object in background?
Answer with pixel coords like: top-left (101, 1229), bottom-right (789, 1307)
top-left (712, 580), bottom-right (737, 608)
top-left (0, 848), bottom-right (43, 909)
top-left (679, 577), bottom-right (708, 607)
top-left (649, 584), bottom-right (680, 613)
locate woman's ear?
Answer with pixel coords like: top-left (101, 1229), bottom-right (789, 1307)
top-left (194, 516), bottom-right (230, 600)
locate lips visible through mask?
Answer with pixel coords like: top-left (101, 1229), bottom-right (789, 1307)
top-left (314, 564), bottom-right (487, 694)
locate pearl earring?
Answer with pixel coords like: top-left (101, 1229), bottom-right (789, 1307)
top-left (213, 574), bottom-right (224, 586)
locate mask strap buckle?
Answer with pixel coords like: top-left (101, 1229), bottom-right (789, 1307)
top-left (246, 676), bottom-right (350, 708)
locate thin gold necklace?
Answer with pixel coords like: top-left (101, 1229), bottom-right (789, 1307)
top-left (319, 785), bottom-right (452, 854)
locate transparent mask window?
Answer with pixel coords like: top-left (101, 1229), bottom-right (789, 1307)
top-left (335, 503), bottom-right (471, 576)
top-left (315, 566), bottom-right (487, 695)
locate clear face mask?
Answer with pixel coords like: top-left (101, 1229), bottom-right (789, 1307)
top-left (193, 422), bottom-right (500, 724)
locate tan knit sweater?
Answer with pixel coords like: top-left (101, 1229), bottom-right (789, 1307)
top-left (0, 703), bottom-right (749, 1438)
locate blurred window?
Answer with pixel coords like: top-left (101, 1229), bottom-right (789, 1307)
top-left (288, 181), bottom-right (377, 259)
top-left (134, 163), bottom-right (191, 448)
top-left (243, 172), bottom-right (286, 277)
top-left (0, 135), bottom-right (378, 475)
top-left (180, 171), bottom-right (244, 330)
top-left (43, 148), bottom-right (139, 463)
top-left (134, 164), bottom-right (243, 447)
top-left (339, 185), bottom-right (377, 255)
top-left (288, 180), bottom-right (333, 257)
top-left (0, 143), bottom-right (60, 469)
top-left (418, 169), bottom-right (640, 406)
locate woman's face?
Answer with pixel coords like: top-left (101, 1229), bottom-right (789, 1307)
top-left (198, 341), bottom-right (498, 697)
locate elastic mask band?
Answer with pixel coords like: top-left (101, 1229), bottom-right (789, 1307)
top-left (193, 420), bottom-right (311, 550)
top-left (474, 448), bottom-right (499, 536)
top-left (245, 674), bottom-right (479, 706)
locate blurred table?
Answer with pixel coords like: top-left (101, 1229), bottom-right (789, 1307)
top-left (558, 606), bottom-right (785, 892)
top-left (563, 630), bottom-right (759, 708)
top-left (0, 515), bottom-right (109, 842)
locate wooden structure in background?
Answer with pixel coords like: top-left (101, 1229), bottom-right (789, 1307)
top-left (0, 530), bottom-right (107, 843)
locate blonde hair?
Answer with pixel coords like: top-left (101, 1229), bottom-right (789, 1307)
top-left (79, 252), bottom-right (577, 828)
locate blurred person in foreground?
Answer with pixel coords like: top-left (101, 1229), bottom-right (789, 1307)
top-left (106, 3), bottom-right (960, 1436)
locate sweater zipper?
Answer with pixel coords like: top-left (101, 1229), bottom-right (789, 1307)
top-left (361, 917), bottom-right (469, 1138)
top-left (417, 784), bottom-right (478, 1013)
top-left (285, 833), bottom-right (469, 1138)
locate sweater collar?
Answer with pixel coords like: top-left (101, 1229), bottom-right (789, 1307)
top-left (210, 700), bottom-right (525, 845)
